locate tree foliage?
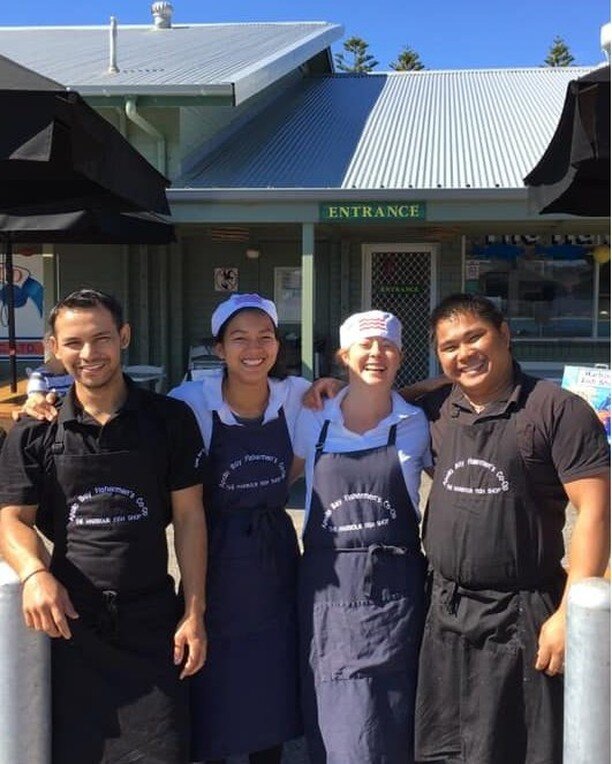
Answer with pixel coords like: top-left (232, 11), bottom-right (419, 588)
top-left (335, 36), bottom-right (379, 73)
top-left (390, 46), bottom-right (425, 71)
top-left (544, 37), bottom-right (575, 67)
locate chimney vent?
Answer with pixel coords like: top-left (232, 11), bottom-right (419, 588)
top-left (108, 16), bottom-right (119, 73)
top-left (601, 22), bottom-right (611, 62)
top-left (151, 2), bottom-right (173, 29)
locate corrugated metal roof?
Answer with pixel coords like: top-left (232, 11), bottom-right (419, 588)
top-left (181, 67), bottom-right (594, 192)
top-left (0, 22), bottom-right (342, 103)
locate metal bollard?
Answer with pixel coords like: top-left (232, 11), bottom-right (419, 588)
top-left (563, 577), bottom-right (610, 764)
top-left (0, 561), bottom-right (51, 764)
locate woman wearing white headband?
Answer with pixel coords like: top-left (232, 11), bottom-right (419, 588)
top-left (291, 310), bottom-right (432, 764)
top-left (170, 293), bottom-right (310, 764)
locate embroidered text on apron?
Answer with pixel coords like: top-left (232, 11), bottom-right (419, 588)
top-left (300, 421), bottom-right (425, 764)
top-left (415, 402), bottom-right (565, 764)
top-left (190, 408), bottom-right (302, 760)
top-left (48, 414), bottom-right (188, 764)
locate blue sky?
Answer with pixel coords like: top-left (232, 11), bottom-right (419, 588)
top-left (3, 0), bottom-right (609, 70)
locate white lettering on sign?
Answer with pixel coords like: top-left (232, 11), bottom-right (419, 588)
top-left (442, 457), bottom-right (510, 495)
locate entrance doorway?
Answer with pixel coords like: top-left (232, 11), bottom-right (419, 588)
top-left (362, 244), bottom-right (438, 386)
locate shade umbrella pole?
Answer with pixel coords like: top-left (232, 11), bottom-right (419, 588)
top-left (4, 238), bottom-right (17, 393)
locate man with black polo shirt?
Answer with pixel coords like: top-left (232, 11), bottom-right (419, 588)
top-left (0, 289), bottom-right (207, 764)
top-left (413, 294), bottom-right (610, 764)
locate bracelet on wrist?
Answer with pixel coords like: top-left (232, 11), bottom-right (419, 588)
top-left (21, 568), bottom-right (47, 586)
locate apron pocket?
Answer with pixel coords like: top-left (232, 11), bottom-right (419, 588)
top-left (313, 597), bottom-right (420, 681)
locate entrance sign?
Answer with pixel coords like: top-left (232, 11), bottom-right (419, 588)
top-left (320, 202), bottom-right (426, 223)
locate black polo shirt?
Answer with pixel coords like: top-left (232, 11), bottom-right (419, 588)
top-left (419, 363), bottom-right (610, 520)
top-left (0, 378), bottom-right (206, 509)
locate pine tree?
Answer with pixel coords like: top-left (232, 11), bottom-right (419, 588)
top-left (335, 36), bottom-right (379, 73)
top-left (544, 37), bottom-right (575, 67)
top-left (390, 46), bottom-right (425, 71)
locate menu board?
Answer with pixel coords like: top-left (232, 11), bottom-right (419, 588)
top-left (561, 365), bottom-right (611, 444)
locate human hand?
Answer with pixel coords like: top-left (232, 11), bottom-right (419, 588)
top-left (20, 392), bottom-right (59, 422)
top-left (535, 608), bottom-right (566, 676)
top-left (22, 570), bottom-right (79, 639)
top-left (302, 377), bottom-right (344, 410)
top-left (174, 613), bottom-right (207, 679)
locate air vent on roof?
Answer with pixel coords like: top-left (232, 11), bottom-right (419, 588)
top-left (151, 2), bottom-right (173, 29)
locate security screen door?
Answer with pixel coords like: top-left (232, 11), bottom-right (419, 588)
top-left (362, 244), bottom-right (438, 386)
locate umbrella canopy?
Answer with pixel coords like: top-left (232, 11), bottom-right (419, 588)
top-left (524, 65), bottom-right (610, 216)
top-left (0, 55), bottom-right (175, 390)
top-left (0, 203), bottom-right (175, 245)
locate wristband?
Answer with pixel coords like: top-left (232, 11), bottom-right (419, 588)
top-left (21, 568), bottom-right (47, 586)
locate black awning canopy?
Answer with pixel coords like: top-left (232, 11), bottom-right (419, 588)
top-left (0, 54), bottom-right (175, 391)
top-left (524, 65), bottom-right (610, 217)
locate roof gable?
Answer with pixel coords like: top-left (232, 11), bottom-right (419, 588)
top-left (0, 21), bottom-right (342, 103)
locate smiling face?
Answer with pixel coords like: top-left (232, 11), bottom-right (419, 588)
top-left (49, 305), bottom-right (130, 391)
top-left (340, 336), bottom-right (401, 390)
top-left (214, 308), bottom-right (279, 384)
top-left (434, 310), bottom-right (513, 404)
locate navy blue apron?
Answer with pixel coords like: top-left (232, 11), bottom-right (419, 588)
top-left (190, 408), bottom-right (302, 760)
top-left (48, 415), bottom-right (189, 764)
top-left (299, 420), bottom-right (425, 764)
top-left (415, 400), bottom-right (565, 764)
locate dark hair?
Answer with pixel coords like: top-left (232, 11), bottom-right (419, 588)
top-left (429, 293), bottom-right (506, 345)
top-left (214, 307), bottom-right (287, 380)
top-left (49, 289), bottom-right (125, 334)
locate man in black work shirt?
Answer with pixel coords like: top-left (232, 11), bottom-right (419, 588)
top-left (413, 294), bottom-right (610, 764)
top-left (0, 289), bottom-right (207, 764)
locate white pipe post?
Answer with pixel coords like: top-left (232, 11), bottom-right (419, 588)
top-left (0, 562), bottom-right (51, 764)
top-left (563, 577), bottom-right (610, 764)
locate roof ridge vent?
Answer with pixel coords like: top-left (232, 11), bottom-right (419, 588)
top-left (151, 2), bottom-right (173, 29)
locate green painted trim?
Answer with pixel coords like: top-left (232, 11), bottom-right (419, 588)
top-left (320, 201), bottom-right (426, 222)
top-left (169, 197), bottom-right (611, 226)
top-left (301, 223), bottom-right (315, 380)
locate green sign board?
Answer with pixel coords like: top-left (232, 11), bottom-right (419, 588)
top-left (319, 201), bottom-right (426, 223)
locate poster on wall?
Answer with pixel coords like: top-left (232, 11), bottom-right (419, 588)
top-left (0, 252), bottom-right (45, 359)
top-left (214, 266), bottom-right (239, 292)
top-left (274, 267), bottom-right (301, 322)
top-left (561, 365), bottom-right (611, 444)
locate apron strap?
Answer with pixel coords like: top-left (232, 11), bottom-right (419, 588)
top-left (51, 420), bottom-right (66, 455)
top-left (315, 420), bottom-right (331, 457)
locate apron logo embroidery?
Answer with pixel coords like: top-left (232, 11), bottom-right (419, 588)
top-left (218, 453), bottom-right (287, 492)
top-left (68, 485), bottom-right (150, 526)
top-left (322, 493), bottom-right (397, 534)
top-left (442, 458), bottom-right (510, 495)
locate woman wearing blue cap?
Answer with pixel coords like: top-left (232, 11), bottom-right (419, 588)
top-left (291, 310), bottom-right (432, 763)
top-left (170, 293), bottom-right (310, 764)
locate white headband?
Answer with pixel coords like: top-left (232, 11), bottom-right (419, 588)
top-left (339, 310), bottom-right (402, 350)
top-left (211, 293), bottom-right (278, 337)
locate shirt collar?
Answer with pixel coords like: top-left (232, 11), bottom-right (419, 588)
top-left (58, 374), bottom-right (138, 424)
top-left (202, 368), bottom-right (285, 425)
top-left (449, 360), bottom-right (523, 417)
top-left (323, 386), bottom-right (418, 430)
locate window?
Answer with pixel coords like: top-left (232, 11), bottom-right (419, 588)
top-left (464, 235), bottom-right (609, 340)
